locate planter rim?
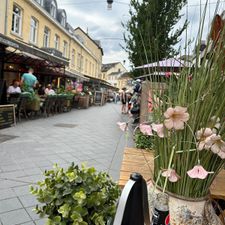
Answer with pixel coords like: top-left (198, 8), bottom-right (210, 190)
top-left (149, 180), bottom-right (210, 202)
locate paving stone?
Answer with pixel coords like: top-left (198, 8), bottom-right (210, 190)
top-left (0, 209), bottom-right (31, 225)
top-left (19, 195), bottom-right (39, 208)
top-left (21, 222), bottom-right (35, 225)
top-left (26, 206), bottom-right (41, 220)
top-left (0, 104), bottom-right (134, 224)
top-left (0, 189), bottom-right (17, 200)
top-left (13, 185), bottom-right (30, 196)
top-left (0, 197), bottom-right (23, 213)
top-left (23, 168), bottom-right (43, 176)
top-left (0, 180), bottom-right (28, 190)
top-left (0, 170), bottom-right (26, 179)
top-left (0, 165), bottom-right (21, 172)
top-left (34, 218), bottom-right (46, 225)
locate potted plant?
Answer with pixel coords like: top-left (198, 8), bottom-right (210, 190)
top-left (30, 163), bottom-right (120, 225)
top-left (78, 92), bottom-right (90, 109)
top-left (117, 8), bottom-right (225, 225)
top-left (145, 13), bottom-right (225, 225)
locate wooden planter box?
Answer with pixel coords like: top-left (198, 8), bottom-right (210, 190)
top-left (78, 95), bottom-right (89, 109)
top-left (26, 99), bottom-right (40, 112)
top-left (118, 147), bottom-right (225, 201)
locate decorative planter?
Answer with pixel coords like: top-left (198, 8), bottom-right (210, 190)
top-left (26, 99), bottom-right (40, 111)
top-left (148, 184), bottom-right (222, 225)
top-left (78, 95), bottom-right (89, 109)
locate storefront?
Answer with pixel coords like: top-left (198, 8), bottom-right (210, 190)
top-left (0, 33), bottom-right (69, 104)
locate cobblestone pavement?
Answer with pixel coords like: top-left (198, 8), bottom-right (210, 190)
top-left (0, 103), bottom-right (133, 225)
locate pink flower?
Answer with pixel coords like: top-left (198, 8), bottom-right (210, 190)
top-left (208, 134), bottom-right (225, 159)
top-left (187, 165), bottom-right (212, 179)
top-left (117, 122), bottom-right (128, 131)
top-left (210, 116), bottom-right (221, 132)
top-left (218, 151), bottom-right (225, 159)
top-left (196, 128), bottom-right (213, 151)
top-left (152, 123), bottom-right (165, 138)
top-left (209, 135), bottom-right (225, 153)
top-left (162, 169), bottom-right (180, 182)
top-left (139, 124), bottom-right (153, 136)
top-left (164, 106), bottom-right (189, 130)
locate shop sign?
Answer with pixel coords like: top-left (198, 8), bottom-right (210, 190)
top-left (0, 36), bottom-right (19, 49)
top-left (0, 105), bottom-right (16, 129)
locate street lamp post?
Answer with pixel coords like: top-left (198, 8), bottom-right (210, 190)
top-left (107, 0), bottom-right (113, 10)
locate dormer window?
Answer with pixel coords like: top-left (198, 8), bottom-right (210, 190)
top-left (61, 12), bottom-right (66, 27)
top-left (35, 0), bottom-right (43, 6)
top-left (50, 1), bottom-right (57, 18)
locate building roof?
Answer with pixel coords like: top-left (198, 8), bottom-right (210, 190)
top-left (101, 62), bottom-right (120, 72)
top-left (74, 27), bottom-right (104, 56)
top-left (109, 71), bottom-right (120, 76)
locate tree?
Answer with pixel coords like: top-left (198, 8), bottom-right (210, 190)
top-left (122, 0), bottom-right (187, 76)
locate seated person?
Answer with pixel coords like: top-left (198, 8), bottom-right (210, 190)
top-left (45, 84), bottom-right (56, 95)
top-left (7, 80), bottom-right (21, 94)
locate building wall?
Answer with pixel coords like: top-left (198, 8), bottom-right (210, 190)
top-left (106, 63), bottom-right (127, 80)
top-left (0, 0), bottom-right (7, 34)
top-left (117, 77), bottom-right (129, 90)
top-left (4, 0), bottom-right (103, 79)
top-left (7, 0), bottom-right (70, 58)
top-left (74, 28), bottom-right (102, 78)
top-left (102, 62), bottom-right (127, 88)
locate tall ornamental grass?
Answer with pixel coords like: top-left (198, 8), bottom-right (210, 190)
top-left (149, 5), bottom-right (225, 198)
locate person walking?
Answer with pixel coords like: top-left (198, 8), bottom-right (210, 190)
top-left (21, 68), bottom-right (38, 93)
top-left (121, 87), bottom-right (127, 114)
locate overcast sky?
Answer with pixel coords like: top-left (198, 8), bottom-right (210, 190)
top-left (57, 0), bottom-right (225, 70)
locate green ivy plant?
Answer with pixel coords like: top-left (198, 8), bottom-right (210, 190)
top-left (135, 130), bottom-right (153, 150)
top-left (30, 163), bottom-right (120, 225)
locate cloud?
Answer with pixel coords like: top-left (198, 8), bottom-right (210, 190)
top-left (57, 0), bottom-right (130, 68)
top-left (57, 0), bottom-right (224, 70)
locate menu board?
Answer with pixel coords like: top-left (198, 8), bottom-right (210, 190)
top-left (94, 91), bottom-right (103, 105)
top-left (0, 105), bottom-right (16, 129)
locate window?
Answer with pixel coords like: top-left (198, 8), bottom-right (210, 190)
top-left (77, 53), bottom-right (81, 69)
top-left (85, 59), bottom-right (88, 73)
top-left (43, 27), bottom-right (50, 47)
top-left (63, 41), bottom-right (68, 57)
top-left (81, 56), bottom-right (84, 71)
top-left (71, 49), bottom-right (75, 66)
top-left (89, 62), bottom-right (91, 75)
top-left (30, 17), bottom-right (38, 43)
top-left (118, 68), bottom-right (121, 72)
top-left (61, 12), bottom-right (66, 27)
top-left (54, 35), bottom-right (59, 50)
top-left (50, 1), bottom-right (57, 18)
top-left (11, 5), bottom-right (22, 35)
top-left (35, 0), bottom-right (43, 6)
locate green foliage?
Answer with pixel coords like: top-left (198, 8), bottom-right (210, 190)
top-left (122, 0), bottom-right (187, 75)
top-left (135, 130), bottom-right (153, 150)
top-left (152, 6), bottom-right (225, 198)
top-left (30, 163), bottom-right (120, 225)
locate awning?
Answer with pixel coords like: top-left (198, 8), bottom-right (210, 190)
top-left (135, 58), bottom-right (192, 69)
top-left (65, 69), bottom-right (89, 81)
top-left (4, 50), bottom-right (66, 77)
top-left (0, 33), bottom-right (69, 66)
top-left (84, 75), bottom-right (119, 90)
